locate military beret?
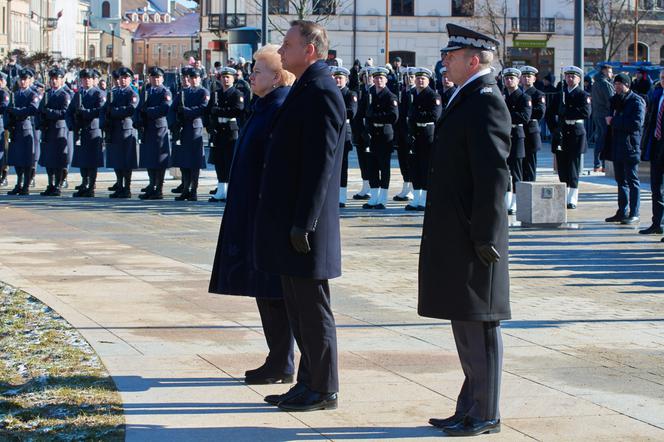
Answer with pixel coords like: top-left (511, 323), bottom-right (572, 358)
top-left (19, 68), bottom-right (35, 79)
top-left (187, 68), bottom-right (202, 77)
top-left (148, 66), bottom-right (165, 77)
top-left (219, 67), bottom-right (237, 76)
top-left (117, 67), bottom-right (134, 77)
top-left (48, 67), bottom-right (65, 78)
top-left (442, 23), bottom-right (499, 53)
top-left (79, 68), bottom-right (93, 79)
top-left (332, 67), bottom-right (350, 77)
top-left (519, 65), bottom-right (538, 76)
top-left (413, 67), bottom-right (433, 78)
top-left (502, 67), bottom-right (522, 78)
top-left (372, 67), bottom-right (389, 77)
top-left (614, 73), bottom-right (632, 87)
top-left (563, 66), bottom-right (584, 77)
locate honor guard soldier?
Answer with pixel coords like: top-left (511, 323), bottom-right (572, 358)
top-left (438, 67), bottom-right (457, 108)
top-left (207, 66), bottom-right (244, 203)
top-left (169, 66), bottom-right (191, 195)
top-left (172, 67), bottom-right (209, 201)
top-left (105, 67), bottom-right (139, 198)
top-left (37, 67), bottom-right (71, 196)
top-left (406, 67), bottom-right (442, 211)
top-left (136, 67), bottom-right (172, 200)
top-left (363, 66), bottom-right (399, 209)
top-left (30, 80), bottom-right (45, 188)
top-left (557, 66), bottom-right (591, 209)
top-left (351, 66), bottom-right (374, 200)
top-left (502, 67), bottom-right (532, 214)
top-left (394, 67), bottom-right (416, 202)
top-left (69, 68), bottom-right (106, 197)
top-left (520, 66), bottom-right (545, 182)
top-left (7, 69), bottom-right (40, 195)
top-left (0, 72), bottom-right (10, 185)
top-left (330, 66), bottom-right (358, 207)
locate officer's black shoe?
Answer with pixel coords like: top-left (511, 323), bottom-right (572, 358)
top-left (362, 203), bottom-right (375, 209)
top-left (116, 189), bottom-right (131, 199)
top-left (621, 216), bottom-right (640, 225)
top-left (174, 191), bottom-right (189, 201)
top-left (109, 190), bottom-right (120, 198)
top-left (51, 188), bottom-right (61, 197)
top-left (75, 184), bottom-right (84, 190)
top-left (72, 189), bottom-right (84, 197)
top-left (661, 236), bottom-right (664, 243)
top-left (507, 209), bottom-right (515, 215)
top-left (18, 189), bottom-right (29, 196)
top-left (405, 204), bottom-right (418, 211)
top-left (277, 389), bottom-right (338, 412)
top-left (83, 189), bottom-right (95, 198)
top-left (339, 202), bottom-right (345, 208)
top-left (208, 196), bottom-right (225, 203)
top-left (373, 203), bottom-right (386, 210)
top-left (417, 205), bottom-right (426, 211)
top-left (265, 382), bottom-right (308, 406)
top-left (429, 413), bottom-right (465, 429)
top-left (393, 195), bottom-right (410, 201)
top-left (245, 372), bottom-right (294, 385)
top-left (209, 187), bottom-right (217, 195)
top-left (108, 183), bottom-right (120, 191)
top-left (188, 193), bottom-right (198, 201)
top-left (605, 213), bottom-right (627, 223)
top-left (442, 417), bottom-right (501, 437)
top-left (353, 193), bottom-right (371, 200)
top-left (639, 225), bottom-right (664, 235)
top-left (140, 185), bottom-right (151, 193)
top-left (8, 185), bottom-right (21, 195)
top-left (567, 203), bottom-right (577, 209)
top-left (40, 186), bottom-right (54, 196)
top-left (147, 192), bottom-right (163, 200)
top-left (171, 183), bottom-right (184, 194)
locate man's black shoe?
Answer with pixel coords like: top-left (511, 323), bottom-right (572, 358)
top-left (639, 225), bottom-right (663, 235)
top-left (108, 183), bottom-right (119, 191)
top-left (417, 205), bottom-right (426, 211)
top-left (147, 192), bottom-right (163, 200)
top-left (393, 195), bottom-right (409, 201)
top-left (362, 203), bottom-right (375, 209)
top-left (264, 382), bottom-right (308, 406)
top-left (51, 188), bottom-right (61, 197)
top-left (7, 185), bottom-right (21, 195)
top-left (605, 213), bottom-right (627, 223)
top-left (75, 184), bottom-right (84, 190)
top-left (442, 417), bottom-right (501, 437)
top-left (171, 183), bottom-right (184, 194)
top-left (116, 189), bottom-right (131, 199)
top-left (208, 196), bottom-right (225, 203)
top-left (353, 193), bottom-right (371, 200)
top-left (277, 389), bottom-right (338, 412)
top-left (209, 187), bottom-right (217, 195)
top-left (245, 373), bottom-right (294, 385)
top-left (175, 191), bottom-right (190, 201)
top-left (429, 413), bottom-right (465, 428)
top-left (40, 186), bottom-right (54, 196)
top-left (567, 203), bottom-right (577, 210)
top-left (405, 204), bottom-right (418, 211)
top-left (373, 203), bottom-right (385, 210)
top-left (339, 202), bottom-right (345, 208)
top-left (621, 216), bottom-right (640, 225)
top-left (140, 185), bottom-right (152, 193)
top-left (661, 237), bottom-right (664, 242)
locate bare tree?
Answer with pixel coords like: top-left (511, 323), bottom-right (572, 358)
top-left (251, 0), bottom-right (350, 37)
top-left (475, 0), bottom-right (509, 68)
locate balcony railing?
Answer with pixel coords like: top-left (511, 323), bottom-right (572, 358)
top-left (208, 13), bottom-right (247, 31)
top-left (511, 17), bottom-right (556, 34)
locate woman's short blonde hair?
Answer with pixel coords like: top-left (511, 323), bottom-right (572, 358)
top-left (253, 44), bottom-right (295, 87)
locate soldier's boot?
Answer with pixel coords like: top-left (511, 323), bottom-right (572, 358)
top-left (9, 169), bottom-right (24, 195)
top-left (353, 180), bottom-right (371, 200)
top-left (119, 170), bottom-right (132, 198)
top-left (20, 170), bottom-right (31, 195)
top-left (8, 184), bottom-right (21, 195)
top-left (188, 169), bottom-right (199, 201)
top-left (374, 188), bottom-right (387, 210)
top-left (362, 188), bottom-right (380, 209)
top-left (41, 171), bottom-right (54, 196)
top-left (141, 169), bottom-right (155, 193)
top-left (393, 181), bottom-right (413, 201)
top-left (84, 171), bottom-right (97, 197)
top-left (109, 169), bottom-right (122, 191)
top-left (175, 170), bottom-right (191, 201)
top-left (418, 190), bottom-right (427, 211)
top-left (405, 189), bottom-right (421, 211)
top-left (208, 182), bottom-right (226, 202)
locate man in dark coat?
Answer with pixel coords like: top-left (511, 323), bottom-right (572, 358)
top-left (604, 73), bottom-right (645, 225)
top-left (639, 69), bottom-right (664, 238)
top-left (591, 63), bottom-right (614, 172)
top-left (331, 66), bottom-right (358, 208)
top-left (254, 20), bottom-right (345, 412)
top-left (520, 66), bottom-right (546, 182)
top-left (420, 24), bottom-right (510, 437)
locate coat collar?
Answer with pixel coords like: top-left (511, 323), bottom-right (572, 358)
top-left (271, 60), bottom-right (329, 125)
top-left (440, 72), bottom-right (496, 122)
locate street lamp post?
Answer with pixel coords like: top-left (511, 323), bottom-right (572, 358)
top-left (158, 44), bottom-right (162, 68)
top-left (573, 0), bottom-right (583, 68)
top-left (168, 49), bottom-right (172, 70)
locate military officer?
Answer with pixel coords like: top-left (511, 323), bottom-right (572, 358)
top-left (172, 67), bottom-right (209, 201)
top-left (105, 67), bottom-right (139, 198)
top-left (207, 66), bottom-right (244, 203)
top-left (69, 68), bottom-right (106, 197)
top-left (169, 66), bottom-right (191, 195)
top-left (37, 67), bottom-right (71, 196)
top-left (393, 67), bottom-right (416, 202)
top-left (520, 66), bottom-right (545, 183)
top-left (438, 66), bottom-right (457, 108)
top-left (136, 67), bottom-right (172, 200)
top-left (331, 66), bottom-right (358, 207)
top-left (351, 66), bottom-right (374, 200)
top-left (405, 67), bottom-right (442, 211)
top-left (557, 66), bottom-right (592, 209)
top-left (0, 72), bottom-right (10, 185)
top-left (30, 80), bottom-right (45, 188)
top-left (6, 69), bottom-right (40, 195)
top-left (363, 66), bottom-right (399, 210)
top-left (502, 67), bottom-right (532, 214)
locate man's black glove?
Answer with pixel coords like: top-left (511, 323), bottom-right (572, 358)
top-left (474, 243), bottom-right (500, 266)
top-left (289, 226), bottom-right (311, 254)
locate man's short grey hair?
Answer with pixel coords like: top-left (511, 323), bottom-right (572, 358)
top-left (290, 20), bottom-right (329, 59)
top-left (464, 48), bottom-right (494, 68)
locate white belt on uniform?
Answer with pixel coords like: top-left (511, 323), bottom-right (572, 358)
top-left (346, 119), bottom-right (351, 124)
top-left (373, 123), bottom-right (385, 127)
top-left (416, 122), bottom-right (435, 127)
top-left (564, 119), bottom-right (584, 125)
top-left (511, 124), bottom-right (523, 128)
top-left (218, 117), bottom-right (237, 123)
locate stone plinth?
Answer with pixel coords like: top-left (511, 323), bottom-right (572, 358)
top-left (516, 182), bottom-right (567, 227)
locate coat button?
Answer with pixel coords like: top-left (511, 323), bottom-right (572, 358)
top-left (263, 162), bottom-right (267, 169)
top-left (258, 193), bottom-right (262, 199)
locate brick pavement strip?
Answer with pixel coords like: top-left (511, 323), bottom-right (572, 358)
top-left (0, 168), bottom-right (663, 441)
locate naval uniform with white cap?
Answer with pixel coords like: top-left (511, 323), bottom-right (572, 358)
top-left (363, 66), bottom-right (399, 210)
top-left (351, 67), bottom-right (375, 200)
top-left (419, 23), bottom-right (511, 437)
top-left (394, 67), bottom-right (416, 202)
top-left (502, 67), bottom-right (532, 215)
top-left (405, 67), bottom-right (442, 211)
top-left (207, 66), bottom-right (245, 203)
top-left (331, 66), bottom-right (358, 208)
top-left (556, 65), bottom-right (591, 209)
top-left (520, 65), bottom-right (546, 182)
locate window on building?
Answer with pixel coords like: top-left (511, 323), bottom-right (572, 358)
top-left (519, 0), bottom-right (540, 32)
top-left (142, 13), bottom-right (149, 22)
top-left (451, 0), bottom-right (474, 17)
top-left (101, 1), bottom-right (110, 18)
top-left (268, 0), bottom-right (288, 14)
top-left (312, 0), bottom-right (335, 15)
top-left (164, 14), bottom-right (171, 23)
top-left (154, 14), bottom-right (161, 22)
top-left (106, 44), bottom-right (113, 58)
top-left (88, 44), bottom-right (95, 60)
top-left (392, 0), bottom-right (414, 16)
top-left (628, 42), bottom-right (650, 62)
top-left (132, 13), bottom-right (138, 21)
top-left (136, 45), bottom-right (143, 54)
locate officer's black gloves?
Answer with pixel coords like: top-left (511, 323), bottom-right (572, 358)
top-left (474, 243), bottom-right (500, 266)
top-left (289, 226), bottom-right (311, 254)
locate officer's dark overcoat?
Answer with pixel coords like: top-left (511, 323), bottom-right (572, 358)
top-left (254, 61), bottom-right (346, 280)
top-left (137, 85), bottom-right (172, 169)
top-left (38, 87), bottom-right (71, 168)
top-left (105, 86), bottom-right (139, 169)
top-left (7, 87), bottom-right (40, 168)
top-left (70, 86), bottom-right (106, 168)
top-left (418, 73), bottom-right (512, 321)
top-left (171, 86), bottom-right (208, 169)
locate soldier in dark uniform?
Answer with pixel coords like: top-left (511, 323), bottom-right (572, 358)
top-left (405, 67), bottom-right (442, 211)
top-left (37, 67), bottom-right (71, 196)
top-left (363, 67), bottom-right (398, 210)
top-left (438, 67), bottom-right (457, 108)
top-left (136, 67), bottom-right (172, 200)
top-left (30, 80), bottom-right (45, 188)
top-left (6, 68), bottom-right (40, 195)
top-left (172, 68), bottom-right (209, 201)
top-left (2, 54), bottom-right (22, 91)
top-left (207, 66), bottom-right (245, 203)
top-left (520, 66), bottom-right (545, 182)
top-left (330, 66), bottom-right (358, 207)
top-left (393, 67), bottom-right (416, 202)
top-left (69, 68), bottom-right (106, 197)
top-left (0, 73), bottom-right (10, 186)
top-left (234, 69), bottom-right (252, 122)
top-left (556, 66), bottom-right (592, 209)
top-left (105, 67), bottom-right (139, 198)
top-left (169, 66), bottom-right (191, 195)
top-left (351, 66), bottom-right (374, 200)
top-left (502, 67), bottom-right (532, 215)
top-left (61, 76), bottom-right (76, 189)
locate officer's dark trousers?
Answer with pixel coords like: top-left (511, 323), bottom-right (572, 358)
top-left (79, 168), bottom-right (98, 188)
top-left (593, 116), bottom-right (608, 169)
top-left (412, 140), bottom-right (432, 190)
top-left (181, 168), bottom-right (200, 193)
top-left (507, 157), bottom-right (523, 192)
top-left (15, 167), bottom-right (31, 190)
top-left (369, 131), bottom-right (393, 189)
top-left (523, 149), bottom-right (537, 182)
top-left (613, 158), bottom-right (640, 217)
top-left (280, 275), bottom-right (338, 393)
top-left (650, 153), bottom-right (664, 227)
top-left (355, 141), bottom-right (371, 181)
top-left (46, 168), bottom-right (63, 188)
top-left (255, 297), bottom-right (295, 375)
top-left (147, 168), bottom-right (166, 192)
top-left (451, 320), bottom-right (503, 421)
top-left (214, 146), bottom-right (234, 183)
top-left (555, 150), bottom-right (581, 188)
top-left (340, 145), bottom-right (351, 188)
top-left (395, 126), bottom-right (411, 182)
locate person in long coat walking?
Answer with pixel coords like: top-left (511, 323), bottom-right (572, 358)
top-left (419, 24), bottom-right (511, 437)
top-left (209, 44), bottom-right (296, 385)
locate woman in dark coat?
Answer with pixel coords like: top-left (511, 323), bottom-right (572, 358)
top-left (209, 44), bottom-right (296, 385)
